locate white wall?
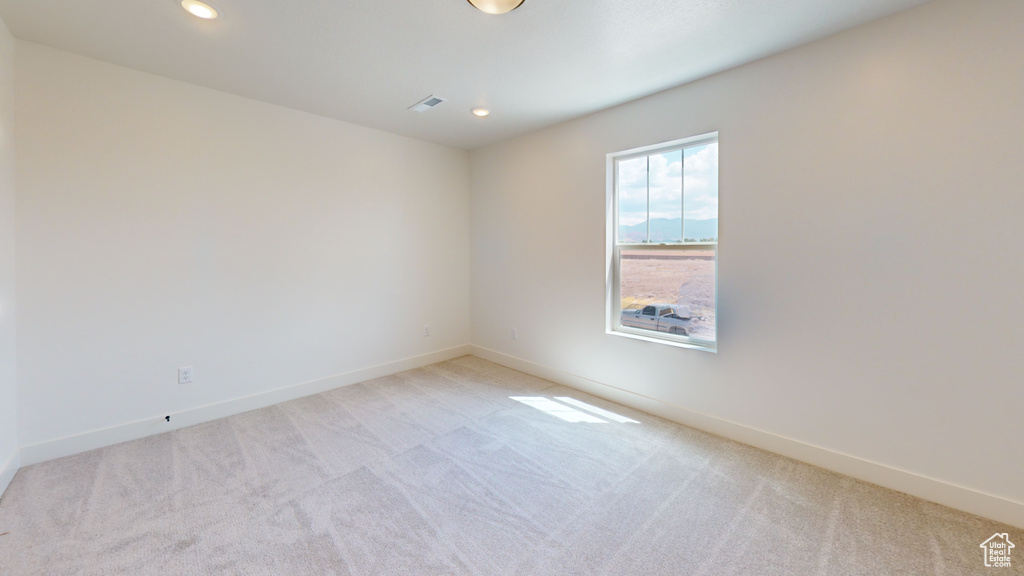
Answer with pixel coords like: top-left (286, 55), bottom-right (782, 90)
top-left (470, 0), bottom-right (1024, 524)
top-left (14, 43), bottom-right (470, 457)
top-left (0, 16), bottom-right (18, 494)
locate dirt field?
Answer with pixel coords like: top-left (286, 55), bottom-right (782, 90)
top-left (620, 249), bottom-right (716, 340)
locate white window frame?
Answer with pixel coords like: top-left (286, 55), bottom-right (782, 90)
top-left (606, 132), bottom-right (718, 353)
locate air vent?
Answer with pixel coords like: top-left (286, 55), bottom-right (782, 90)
top-left (409, 95), bottom-right (447, 113)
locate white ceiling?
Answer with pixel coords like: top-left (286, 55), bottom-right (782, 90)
top-left (0, 0), bottom-right (931, 150)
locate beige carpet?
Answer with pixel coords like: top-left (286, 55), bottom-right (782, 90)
top-left (0, 356), bottom-right (1018, 575)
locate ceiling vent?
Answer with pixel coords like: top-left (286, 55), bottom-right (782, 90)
top-left (408, 95), bottom-right (447, 113)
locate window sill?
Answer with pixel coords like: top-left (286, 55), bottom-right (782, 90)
top-left (606, 327), bottom-right (717, 353)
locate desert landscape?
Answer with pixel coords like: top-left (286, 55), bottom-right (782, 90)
top-left (620, 249), bottom-right (716, 340)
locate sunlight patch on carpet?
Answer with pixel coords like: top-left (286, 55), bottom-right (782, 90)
top-left (510, 396), bottom-right (610, 423)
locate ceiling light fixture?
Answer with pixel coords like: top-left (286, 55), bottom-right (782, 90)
top-left (472, 108), bottom-right (491, 117)
top-left (181, 0), bottom-right (219, 19)
top-left (467, 0), bottom-right (524, 15)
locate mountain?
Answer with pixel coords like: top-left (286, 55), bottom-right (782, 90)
top-left (619, 218), bottom-right (717, 242)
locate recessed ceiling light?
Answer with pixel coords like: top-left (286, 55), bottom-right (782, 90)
top-left (181, 0), bottom-right (219, 19)
top-left (472, 108), bottom-right (491, 117)
top-left (467, 0), bottom-right (524, 15)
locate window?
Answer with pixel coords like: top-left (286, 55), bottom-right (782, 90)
top-left (607, 132), bottom-right (718, 352)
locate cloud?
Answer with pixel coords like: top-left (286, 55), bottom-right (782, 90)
top-left (617, 156), bottom-right (651, 225)
top-left (618, 143), bottom-right (717, 228)
top-left (682, 143), bottom-right (718, 220)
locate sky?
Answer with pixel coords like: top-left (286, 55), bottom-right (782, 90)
top-left (618, 141), bottom-right (719, 227)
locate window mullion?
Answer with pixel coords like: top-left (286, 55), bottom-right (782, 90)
top-left (680, 150), bottom-right (685, 241)
top-left (645, 155), bottom-right (651, 243)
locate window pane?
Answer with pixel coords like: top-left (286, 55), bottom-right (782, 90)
top-left (682, 142), bottom-right (718, 242)
top-left (619, 248), bottom-right (716, 341)
top-left (617, 156), bottom-right (648, 242)
top-left (648, 150), bottom-right (682, 243)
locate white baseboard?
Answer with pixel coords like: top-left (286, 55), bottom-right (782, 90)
top-left (0, 448), bottom-right (20, 499)
top-left (19, 345), bottom-right (473, 467)
top-left (469, 345), bottom-right (1024, 529)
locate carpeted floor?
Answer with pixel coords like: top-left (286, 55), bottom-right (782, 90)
top-left (0, 356), bottom-right (1018, 575)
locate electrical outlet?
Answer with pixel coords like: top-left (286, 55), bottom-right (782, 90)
top-left (511, 328), bottom-right (518, 340)
top-left (423, 324), bottom-right (430, 337)
top-left (178, 366), bottom-right (193, 384)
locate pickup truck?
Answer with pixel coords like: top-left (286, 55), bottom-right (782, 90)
top-left (620, 304), bottom-right (692, 336)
